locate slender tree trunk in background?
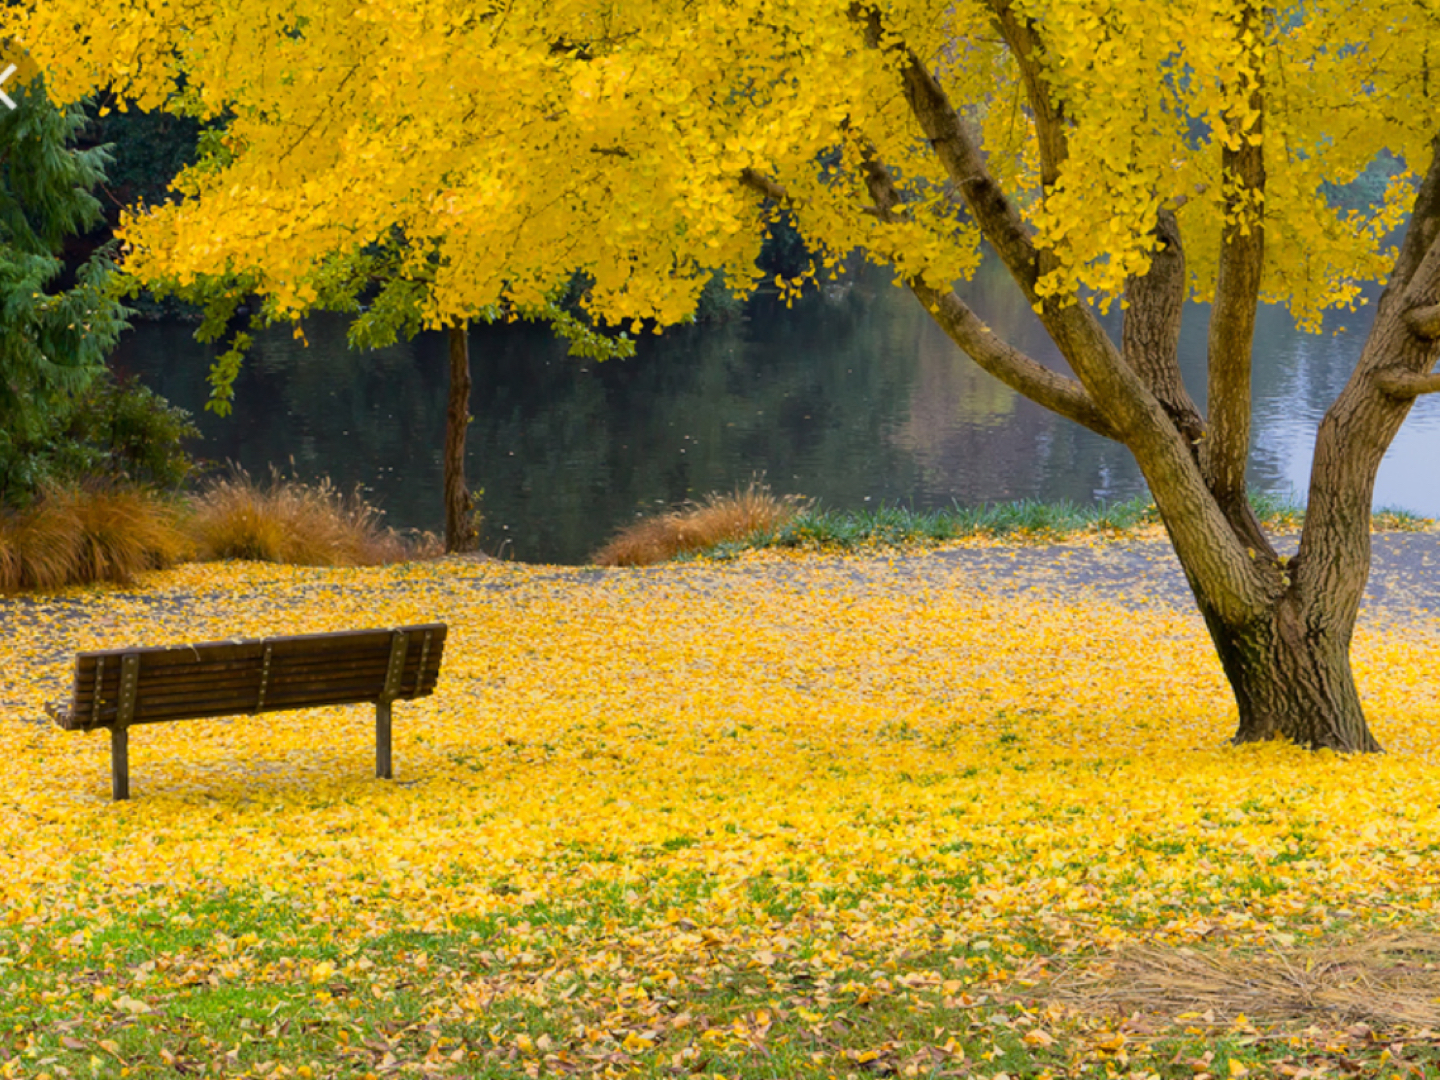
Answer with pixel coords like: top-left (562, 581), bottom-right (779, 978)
top-left (444, 322), bottom-right (477, 554)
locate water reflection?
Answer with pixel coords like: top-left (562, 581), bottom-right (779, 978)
top-left (111, 262), bottom-right (1439, 564)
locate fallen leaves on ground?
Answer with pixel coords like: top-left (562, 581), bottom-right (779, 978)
top-left (2, 547), bottom-right (1439, 1078)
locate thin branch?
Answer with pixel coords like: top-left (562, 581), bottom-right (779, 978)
top-left (738, 168), bottom-right (787, 204)
top-left (276, 64), bottom-right (362, 164)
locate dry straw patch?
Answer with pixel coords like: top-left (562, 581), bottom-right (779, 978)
top-left (187, 468), bottom-right (432, 566)
top-left (0, 486), bottom-right (191, 591)
top-left (0, 472), bottom-right (436, 594)
top-left (593, 481), bottom-right (804, 565)
top-left (1037, 933), bottom-right (1440, 1029)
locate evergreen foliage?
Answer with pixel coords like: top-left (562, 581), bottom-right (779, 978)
top-left (0, 79), bottom-right (199, 505)
top-left (0, 79), bottom-right (132, 503)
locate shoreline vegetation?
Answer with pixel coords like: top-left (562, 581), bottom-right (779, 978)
top-left (0, 471), bottom-right (440, 594)
top-left (0, 477), bottom-right (1432, 593)
top-left (590, 483), bottom-right (1433, 567)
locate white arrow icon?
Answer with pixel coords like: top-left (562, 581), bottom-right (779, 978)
top-left (0, 64), bottom-right (16, 110)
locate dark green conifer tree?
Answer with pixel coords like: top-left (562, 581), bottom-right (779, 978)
top-left (0, 75), bottom-right (130, 503)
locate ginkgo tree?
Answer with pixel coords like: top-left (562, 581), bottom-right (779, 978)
top-left (9, 0), bottom-right (1439, 751)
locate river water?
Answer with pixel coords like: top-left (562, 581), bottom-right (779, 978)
top-left (112, 260), bottom-right (1440, 564)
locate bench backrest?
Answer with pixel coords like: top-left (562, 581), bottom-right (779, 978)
top-left (57, 623), bottom-right (447, 732)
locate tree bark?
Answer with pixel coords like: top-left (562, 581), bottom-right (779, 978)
top-left (444, 322), bottom-right (478, 554)
top-left (1122, 210), bottom-right (1206, 446)
top-left (1191, 588), bottom-right (1378, 752)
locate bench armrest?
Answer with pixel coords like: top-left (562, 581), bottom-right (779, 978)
top-left (45, 701), bottom-right (79, 731)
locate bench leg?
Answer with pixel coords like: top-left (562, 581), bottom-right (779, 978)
top-left (376, 701), bottom-right (393, 780)
top-left (111, 726), bottom-right (130, 801)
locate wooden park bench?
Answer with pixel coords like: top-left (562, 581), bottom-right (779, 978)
top-left (48, 624), bottom-right (447, 800)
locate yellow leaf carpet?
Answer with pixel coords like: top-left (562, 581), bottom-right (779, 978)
top-left (2, 543), bottom-right (1439, 1076)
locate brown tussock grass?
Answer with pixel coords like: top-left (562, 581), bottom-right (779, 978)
top-left (593, 482), bottom-right (804, 567)
top-left (0, 470), bottom-right (440, 593)
top-left (0, 487), bottom-right (192, 593)
top-left (1028, 932), bottom-right (1440, 1029)
top-left (187, 468), bottom-right (437, 567)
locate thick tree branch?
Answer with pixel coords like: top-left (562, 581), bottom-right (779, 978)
top-left (1123, 209), bottom-right (1206, 445)
top-left (738, 162), bottom-right (1120, 440)
top-left (1201, 1), bottom-right (1266, 515)
top-left (1404, 303), bottom-right (1440, 339)
top-left (897, 54), bottom-right (1042, 298)
top-left (857, 152), bottom-right (1120, 439)
top-left (985, 1), bottom-right (1068, 188)
top-left (912, 283), bottom-right (1121, 439)
top-left (849, 4), bottom-right (1042, 297)
top-left (1296, 137), bottom-right (1440, 626)
top-left (1401, 233), bottom-right (1440, 310)
top-left (1375, 369), bottom-right (1440, 397)
top-left (1389, 134), bottom-right (1440, 292)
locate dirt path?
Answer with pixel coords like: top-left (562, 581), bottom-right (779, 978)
top-left (913, 531), bottom-right (1440, 626)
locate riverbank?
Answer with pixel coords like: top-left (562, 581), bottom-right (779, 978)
top-left (3, 545), bottom-right (1439, 1076)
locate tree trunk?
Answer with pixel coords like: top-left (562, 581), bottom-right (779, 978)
top-left (444, 322), bottom-right (478, 554)
top-left (849, 8), bottom-right (1440, 755)
top-left (1191, 589), bottom-right (1380, 752)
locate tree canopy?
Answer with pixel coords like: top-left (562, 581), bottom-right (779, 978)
top-left (9, 2), bottom-right (1427, 327)
top-left (8, 0), bottom-right (1440, 749)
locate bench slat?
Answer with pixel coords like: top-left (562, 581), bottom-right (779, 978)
top-left (121, 679), bottom-right (382, 712)
top-left (92, 693), bottom-right (402, 726)
top-left (81, 670), bottom-right (443, 725)
top-left (134, 635), bottom-right (395, 665)
top-left (92, 700), bottom-right (377, 726)
top-left (128, 650), bottom-right (393, 681)
top-left (124, 653), bottom-right (438, 697)
top-left (134, 670), bottom-right (428, 704)
top-left (75, 626), bottom-right (418, 663)
top-left (123, 655), bottom-right (406, 692)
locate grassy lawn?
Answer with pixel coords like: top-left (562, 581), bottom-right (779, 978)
top-left (3, 548), bottom-right (1440, 1078)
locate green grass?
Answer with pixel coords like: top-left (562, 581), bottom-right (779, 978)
top-left (7, 878), bottom-right (1440, 1079)
top-left (695, 495), bottom-right (1161, 558)
top-left (692, 492), bottom-right (1434, 559)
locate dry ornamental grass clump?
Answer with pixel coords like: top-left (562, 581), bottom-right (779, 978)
top-left (593, 481), bottom-right (804, 565)
top-left (185, 468), bottom-right (429, 567)
top-left (0, 486), bottom-right (191, 591)
top-left (0, 472), bottom-right (438, 594)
